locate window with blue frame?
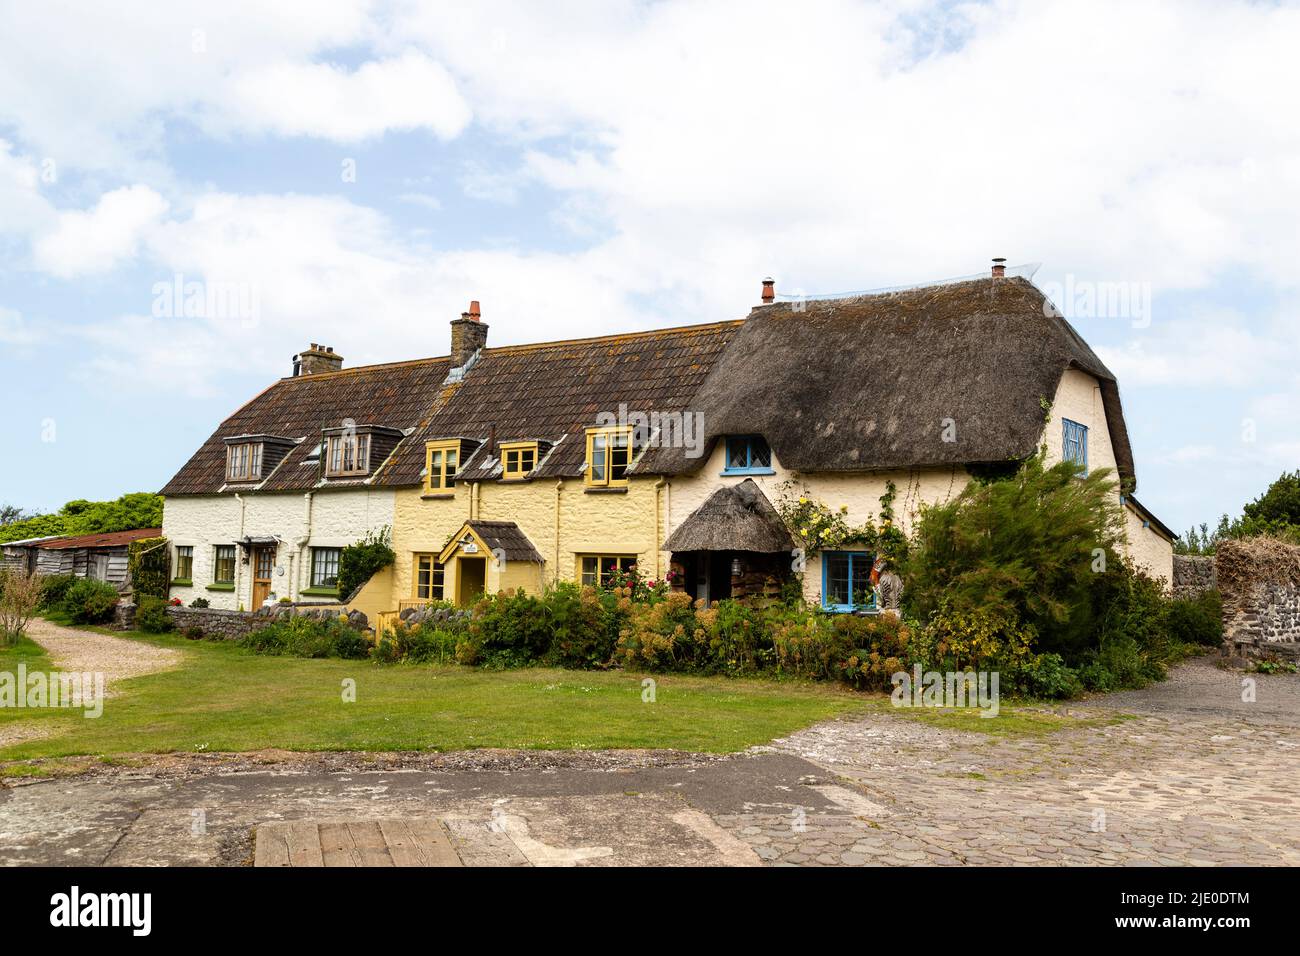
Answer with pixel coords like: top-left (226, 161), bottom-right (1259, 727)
top-left (1062, 418), bottom-right (1088, 472)
top-left (822, 552), bottom-right (876, 612)
top-left (723, 435), bottom-right (774, 474)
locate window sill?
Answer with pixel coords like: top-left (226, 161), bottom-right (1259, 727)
top-left (300, 587), bottom-right (341, 598)
top-left (170, 579), bottom-right (193, 587)
top-left (421, 492), bottom-right (456, 500)
top-left (821, 605), bottom-right (879, 615)
top-left (721, 468), bottom-right (775, 477)
top-left (584, 486), bottom-right (629, 494)
top-left (206, 583), bottom-right (235, 592)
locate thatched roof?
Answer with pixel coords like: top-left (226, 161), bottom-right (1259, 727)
top-left (663, 479), bottom-right (795, 553)
top-left (638, 277), bottom-right (1136, 489)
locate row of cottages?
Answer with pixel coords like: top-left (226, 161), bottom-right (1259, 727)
top-left (158, 268), bottom-right (1175, 620)
top-left (0, 528), bottom-right (162, 586)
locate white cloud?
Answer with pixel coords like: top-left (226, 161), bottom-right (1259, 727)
top-left (220, 52), bottom-right (471, 142)
top-left (32, 185), bottom-right (168, 277)
top-left (398, 192), bottom-right (442, 211)
top-left (0, 307), bottom-right (42, 346)
top-left (389, 0), bottom-right (1300, 299)
top-left (0, 3), bottom-right (468, 172)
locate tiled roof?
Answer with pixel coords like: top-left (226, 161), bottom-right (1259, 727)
top-left (456, 520), bottom-right (545, 563)
top-left (162, 321), bottom-right (742, 496)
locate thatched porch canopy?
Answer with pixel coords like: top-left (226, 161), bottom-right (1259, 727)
top-left (663, 479), bottom-right (795, 553)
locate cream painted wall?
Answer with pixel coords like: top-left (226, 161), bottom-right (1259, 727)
top-left (662, 441), bottom-right (965, 605)
top-left (1124, 504), bottom-right (1175, 584)
top-left (162, 489), bottom-right (395, 611)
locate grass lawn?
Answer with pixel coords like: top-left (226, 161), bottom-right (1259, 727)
top-left (0, 627), bottom-right (869, 760)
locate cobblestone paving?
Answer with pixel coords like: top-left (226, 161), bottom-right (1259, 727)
top-left (724, 661), bottom-right (1300, 866)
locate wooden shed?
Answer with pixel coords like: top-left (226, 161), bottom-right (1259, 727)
top-left (26, 528), bottom-right (162, 589)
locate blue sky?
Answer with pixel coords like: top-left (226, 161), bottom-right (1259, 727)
top-left (2, 0), bottom-right (1299, 537)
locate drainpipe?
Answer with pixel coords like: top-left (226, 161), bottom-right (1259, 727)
top-left (653, 477), bottom-right (666, 580)
top-left (293, 491), bottom-right (314, 602)
top-left (554, 479), bottom-right (564, 586)
top-left (234, 493), bottom-right (246, 609)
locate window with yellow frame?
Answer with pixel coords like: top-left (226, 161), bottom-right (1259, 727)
top-left (414, 553), bottom-right (445, 601)
top-left (424, 440), bottom-right (460, 492)
top-left (578, 554), bottom-right (637, 587)
top-left (500, 441), bottom-right (538, 480)
top-left (585, 426), bottom-right (632, 486)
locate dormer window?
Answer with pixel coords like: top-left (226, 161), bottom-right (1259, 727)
top-left (223, 434), bottom-right (296, 483)
top-left (723, 435), bottom-right (773, 475)
top-left (500, 441), bottom-right (538, 480)
top-left (586, 426), bottom-right (632, 487)
top-left (326, 432), bottom-right (371, 477)
top-left (425, 440), bottom-right (460, 492)
top-left (320, 424), bottom-right (403, 479)
top-left (226, 442), bottom-right (263, 481)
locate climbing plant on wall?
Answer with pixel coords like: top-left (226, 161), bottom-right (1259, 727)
top-left (128, 537), bottom-right (170, 602)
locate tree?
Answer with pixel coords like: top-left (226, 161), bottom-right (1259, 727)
top-left (1242, 470), bottom-right (1300, 527)
top-left (0, 493), bottom-right (164, 543)
top-left (0, 570), bottom-right (42, 644)
top-left (0, 505), bottom-right (30, 526)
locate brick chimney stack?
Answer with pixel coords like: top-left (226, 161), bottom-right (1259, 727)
top-left (450, 300), bottom-right (489, 368)
top-left (297, 343), bottom-right (344, 375)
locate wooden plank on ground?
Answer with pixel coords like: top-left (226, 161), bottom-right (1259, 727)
top-left (257, 819), bottom-right (464, 866)
top-left (378, 819), bottom-right (463, 867)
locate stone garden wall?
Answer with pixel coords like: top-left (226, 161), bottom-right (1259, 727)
top-left (113, 601), bottom-right (369, 640)
top-left (1215, 538), bottom-right (1300, 660)
top-left (1171, 554), bottom-right (1217, 599)
top-left (166, 606), bottom-right (261, 640)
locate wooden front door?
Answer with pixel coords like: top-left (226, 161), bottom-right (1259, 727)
top-left (252, 546), bottom-right (275, 608)
top-left (456, 557), bottom-right (486, 607)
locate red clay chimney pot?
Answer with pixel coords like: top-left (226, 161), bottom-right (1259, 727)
top-left (761, 277), bottom-right (775, 304)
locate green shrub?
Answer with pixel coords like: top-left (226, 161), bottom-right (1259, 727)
top-left (39, 574), bottom-right (77, 610)
top-left (374, 622), bottom-right (463, 664)
top-left (904, 453), bottom-right (1125, 659)
top-left (771, 611), bottom-right (914, 689)
top-left (1166, 590), bottom-right (1224, 646)
top-left (189, 597), bottom-right (210, 609)
top-left (240, 616), bottom-right (370, 659)
top-left (136, 595), bottom-right (175, 633)
top-left (1004, 652), bottom-right (1083, 699)
top-left (542, 582), bottom-right (625, 669)
top-left (459, 589), bottom-right (555, 668)
top-left (337, 527), bottom-right (395, 599)
top-left (62, 578), bottom-right (120, 624)
top-left (616, 592), bottom-right (711, 672)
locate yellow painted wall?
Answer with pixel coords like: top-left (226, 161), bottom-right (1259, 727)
top-left (390, 476), bottom-right (665, 606)
top-left (381, 368), bottom-right (1168, 608)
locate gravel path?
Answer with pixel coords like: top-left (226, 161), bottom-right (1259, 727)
top-left (0, 619), bottom-right (185, 748)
